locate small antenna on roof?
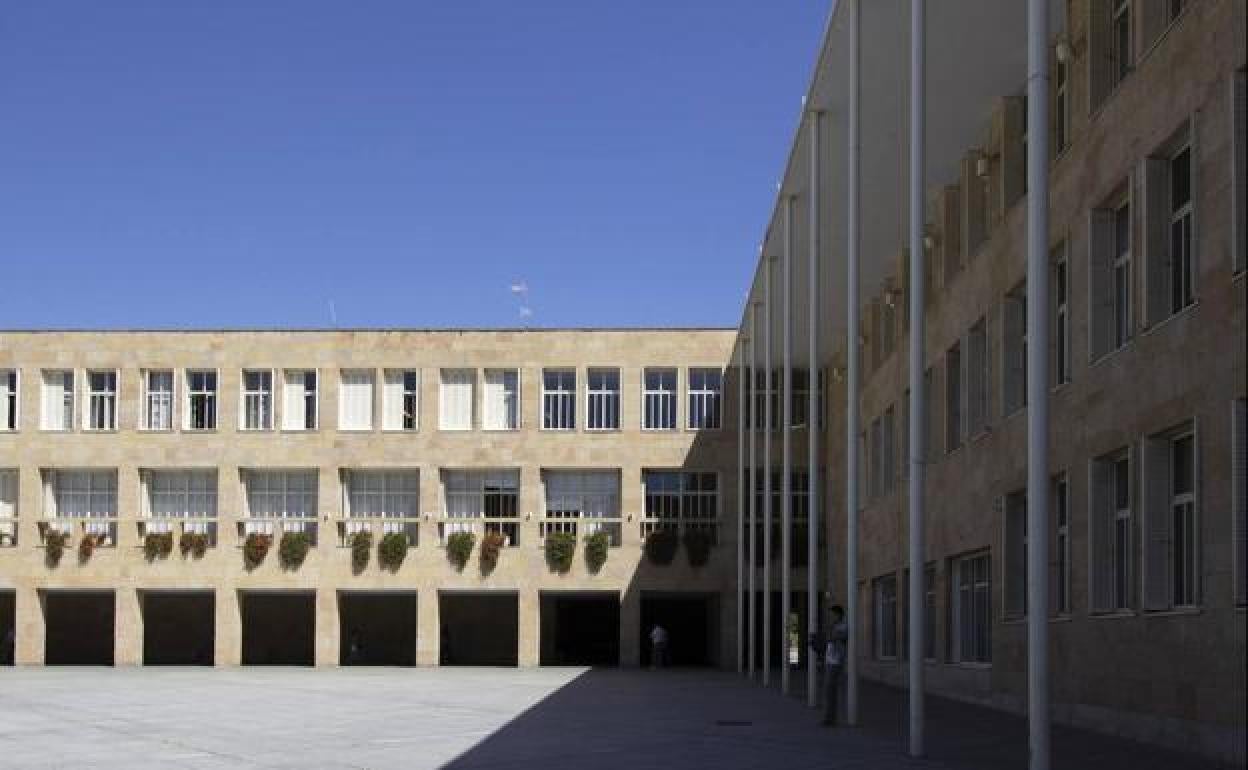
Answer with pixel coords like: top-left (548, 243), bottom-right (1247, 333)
top-left (328, 299), bottom-right (338, 327)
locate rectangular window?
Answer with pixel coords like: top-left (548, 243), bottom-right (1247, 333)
top-left (967, 318), bottom-right (989, 432)
top-left (1004, 284), bottom-right (1027, 416)
top-left (951, 552), bottom-right (991, 664)
top-left (146, 469), bottom-right (217, 518)
top-left (544, 470), bottom-right (621, 544)
top-left (85, 370), bottom-right (117, 431)
top-left (1143, 424), bottom-right (1199, 610)
top-left (1111, 0), bottom-right (1131, 88)
top-left (586, 368), bottom-right (620, 430)
top-left (687, 368), bottom-right (722, 430)
top-left (246, 470), bottom-right (317, 519)
top-left (482, 369), bottom-right (519, 431)
top-left (240, 370), bottom-right (273, 431)
top-left (1090, 195), bottom-right (1133, 359)
top-left (40, 370), bottom-right (74, 431)
top-left (382, 369), bottom-right (420, 431)
top-left (790, 368), bottom-right (809, 428)
top-left (643, 368), bottom-right (678, 430)
top-left (185, 370), bottom-right (217, 431)
top-left (1143, 131), bottom-right (1196, 325)
top-left (338, 369), bottom-right (374, 431)
top-left (1053, 473), bottom-right (1071, 615)
top-left (1052, 246), bottom-right (1071, 386)
top-left (439, 369), bottom-right (475, 431)
top-left (945, 344), bottom-right (962, 453)
top-left (1113, 201), bottom-right (1133, 349)
top-left (1091, 449), bottom-right (1133, 612)
top-left (281, 370), bottom-right (318, 431)
top-left (1003, 490), bottom-right (1028, 619)
top-left (0, 369), bottom-right (17, 431)
top-left (49, 469), bottom-right (117, 518)
top-left (143, 370), bottom-right (174, 431)
top-left (923, 367), bottom-right (938, 463)
top-left (0, 469), bottom-right (17, 546)
top-left (643, 471), bottom-right (719, 533)
top-left (346, 469), bottom-right (419, 518)
top-left (1168, 145), bottom-right (1194, 313)
top-left (542, 369), bottom-right (576, 430)
top-left (444, 470), bottom-right (519, 544)
top-left (1233, 399), bottom-right (1247, 606)
top-left (873, 574), bottom-right (898, 660)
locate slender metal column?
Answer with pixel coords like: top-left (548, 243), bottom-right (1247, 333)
top-left (737, 337), bottom-right (747, 674)
top-left (1026, 0), bottom-right (1052, 766)
top-left (806, 109), bottom-right (822, 709)
top-left (749, 303), bottom-right (760, 680)
top-left (763, 256), bottom-right (775, 688)
top-left (781, 198), bottom-right (794, 696)
top-left (907, 0), bottom-right (927, 758)
top-left (845, 0), bottom-right (861, 727)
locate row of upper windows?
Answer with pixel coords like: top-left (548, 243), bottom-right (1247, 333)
top-left (0, 366), bottom-right (724, 434)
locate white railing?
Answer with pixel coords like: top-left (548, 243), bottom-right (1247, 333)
top-left (138, 517), bottom-right (218, 547)
top-left (640, 517), bottom-right (720, 545)
top-left (236, 517), bottom-right (319, 546)
top-left (438, 516), bottom-right (520, 547)
top-left (336, 517), bottom-right (420, 547)
top-left (539, 516), bottom-right (623, 547)
top-left (39, 518), bottom-right (119, 547)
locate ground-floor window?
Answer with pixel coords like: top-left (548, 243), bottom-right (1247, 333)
top-left (873, 573), bottom-right (898, 660)
top-left (950, 551), bottom-right (991, 664)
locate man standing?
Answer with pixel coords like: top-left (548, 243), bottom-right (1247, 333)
top-left (649, 623), bottom-right (669, 669)
top-left (809, 605), bottom-right (847, 726)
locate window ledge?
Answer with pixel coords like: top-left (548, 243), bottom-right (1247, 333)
top-left (585, 428), bottom-right (622, 434)
top-left (278, 429), bottom-right (319, 434)
top-left (1139, 301), bottom-right (1199, 338)
top-left (1089, 610), bottom-right (1136, 619)
top-left (1088, 338), bottom-right (1135, 370)
top-left (948, 661), bottom-right (992, 670)
top-left (1142, 606), bottom-right (1202, 618)
top-left (380, 429), bottom-right (421, 434)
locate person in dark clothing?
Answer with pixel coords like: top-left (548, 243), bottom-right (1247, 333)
top-left (808, 604), bottom-right (848, 726)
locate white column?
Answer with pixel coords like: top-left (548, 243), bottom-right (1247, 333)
top-left (845, 0), bottom-right (861, 728)
top-left (907, 0), bottom-right (927, 758)
top-left (781, 197), bottom-right (794, 696)
top-left (763, 256), bottom-right (775, 688)
top-left (737, 337), bottom-right (747, 675)
top-left (1026, 0), bottom-right (1052, 766)
top-left (807, 109), bottom-right (822, 710)
top-left (749, 304), bottom-right (760, 680)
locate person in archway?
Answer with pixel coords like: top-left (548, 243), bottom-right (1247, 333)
top-left (809, 604), bottom-right (847, 727)
top-left (346, 627), bottom-right (363, 665)
top-left (648, 623), bottom-right (669, 669)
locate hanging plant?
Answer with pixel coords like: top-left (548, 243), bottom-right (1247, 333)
top-left (350, 530), bottom-right (373, 572)
top-left (78, 533), bottom-right (100, 563)
top-left (144, 531), bottom-right (174, 561)
top-left (545, 532), bottom-right (576, 573)
top-left (445, 531), bottom-right (475, 570)
top-left (644, 529), bottom-right (679, 566)
top-left (683, 529), bottom-right (714, 568)
top-left (480, 531), bottom-right (506, 573)
top-left (243, 532), bottom-right (272, 570)
top-left (378, 532), bottom-right (409, 570)
top-left (584, 531), bottom-right (609, 573)
top-left (179, 531), bottom-right (209, 559)
top-left (44, 530), bottom-right (69, 566)
top-left (279, 531), bottom-right (311, 569)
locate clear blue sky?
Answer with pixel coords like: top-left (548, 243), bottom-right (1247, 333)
top-left (0, 1), bottom-right (829, 329)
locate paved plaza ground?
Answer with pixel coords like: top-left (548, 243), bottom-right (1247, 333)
top-left (0, 667), bottom-right (1229, 769)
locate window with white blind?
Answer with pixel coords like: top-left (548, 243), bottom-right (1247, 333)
top-left (439, 369), bottom-right (475, 431)
top-left (0, 469), bottom-right (17, 545)
top-left (951, 551), bottom-right (991, 664)
top-left (144, 469), bottom-right (217, 518)
top-left (967, 317), bottom-right (988, 432)
top-left (1232, 70), bottom-right (1246, 274)
top-left (1, 370), bottom-right (17, 431)
top-left (1142, 130), bottom-right (1196, 326)
top-left (443, 469), bottom-right (519, 544)
top-left (873, 574), bottom-right (898, 660)
top-left (1003, 284), bottom-right (1026, 416)
top-left (1053, 473), bottom-right (1071, 615)
top-left (1142, 423), bottom-right (1199, 610)
top-left (945, 343), bottom-right (962, 453)
top-left (544, 470), bottom-right (621, 542)
top-left (382, 369), bottom-right (420, 431)
top-left (46, 469), bottom-right (117, 518)
top-left (1233, 399), bottom-right (1247, 606)
top-left (338, 369), bottom-right (374, 431)
top-left (586, 368), bottom-right (620, 430)
top-left (184, 370), bottom-right (217, 431)
top-left (1090, 196), bottom-right (1133, 359)
top-left (245, 470), bottom-right (317, 518)
top-left (41, 370), bottom-right (74, 431)
top-left (1090, 448), bottom-right (1133, 613)
top-left (687, 368), bottom-right (721, 430)
top-left (240, 370), bottom-right (273, 431)
top-left (542, 369), bottom-right (576, 430)
top-left (1003, 489), bottom-right (1027, 619)
top-left (143, 370), bottom-right (174, 431)
top-left (643, 368), bottom-right (677, 430)
top-left (85, 370), bottom-right (117, 431)
top-left (281, 370), bottom-right (318, 431)
top-left (482, 369), bottom-right (519, 431)
top-left (346, 469), bottom-right (419, 518)
top-left (1052, 245), bottom-right (1071, 386)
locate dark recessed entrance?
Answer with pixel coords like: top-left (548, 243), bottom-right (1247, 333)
top-left (44, 591), bottom-right (114, 665)
top-left (241, 591), bottom-right (315, 666)
top-left (439, 592), bottom-right (517, 666)
top-left (142, 591), bottom-right (214, 665)
top-left (540, 592), bottom-right (619, 666)
top-left (640, 592), bottom-right (717, 667)
top-left (0, 591), bottom-right (14, 665)
top-left (339, 592), bottom-right (418, 666)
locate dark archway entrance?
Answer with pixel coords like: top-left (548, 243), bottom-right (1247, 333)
top-left (142, 591), bottom-right (214, 665)
top-left (439, 592), bottom-right (517, 666)
top-left (241, 591), bottom-right (315, 666)
top-left (640, 592), bottom-right (717, 667)
top-left (44, 591), bottom-right (114, 665)
top-left (540, 592), bottom-right (619, 666)
top-left (339, 592), bottom-right (418, 666)
top-left (0, 591), bottom-right (14, 665)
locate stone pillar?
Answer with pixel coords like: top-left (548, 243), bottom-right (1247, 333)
top-left (619, 589), bottom-right (641, 667)
top-left (114, 588), bottom-right (142, 666)
top-left (315, 589), bottom-right (339, 667)
top-left (14, 586), bottom-right (43, 665)
top-left (215, 588), bottom-right (241, 666)
top-left (417, 588), bottom-right (440, 666)
top-left (517, 589), bottom-right (539, 667)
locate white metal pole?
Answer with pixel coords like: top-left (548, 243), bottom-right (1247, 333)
top-left (807, 109), bottom-right (821, 710)
top-left (763, 256), bottom-right (775, 688)
top-left (907, 0), bottom-right (927, 758)
top-left (845, 0), bottom-right (861, 728)
top-left (737, 337), bottom-right (747, 675)
top-left (1026, 0), bottom-right (1052, 767)
top-left (749, 304), bottom-right (759, 680)
top-left (782, 198), bottom-right (794, 696)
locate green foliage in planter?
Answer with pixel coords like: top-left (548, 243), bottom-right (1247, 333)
top-left (584, 531), bottom-right (610, 573)
top-left (179, 532), bottom-right (209, 559)
top-left (44, 530), bottom-right (69, 566)
top-left (350, 530), bottom-right (373, 572)
top-left (545, 531), bottom-right (576, 573)
top-left (644, 529), bottom-right (679, 566)
top-left (243, 532), bottom-right (272, 570)
top-left (445, 531), bottom-right (475, 570)
top-left (279, 531), bottom-right (311, 569)
top-left (144, 532), bottom-right (174, 561)
top-left (683, 528), bottom-right (714, 568)
top-left (378, 532), bottom-right (408, 571)
top-left (479, 531), bottom-right (506, 573)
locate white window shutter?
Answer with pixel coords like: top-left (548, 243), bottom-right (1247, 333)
top-left (1141, 436), bottom-right (1172, 611)
top-left (1089, 459), bottom-right (1113, 613)
top-left (282, 373), bottom-right (301, 430)
top-left (382, 371), bottom-right (404, 430)
top-left (1232, 71), bottom-right (1247, 274)
top-left (1141, 157), bottom-right (1170, 326)
top-left (1233, 399), bottom-right (1247, 606)
top-left (43, 470), bottom-right (56, 518)
top-left (339, 370), bottom-right (373, 430)
top-left (1004, 496), bottom-right (1025, 617)
top-left (1088, 209), bottom-right (1115, 360)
